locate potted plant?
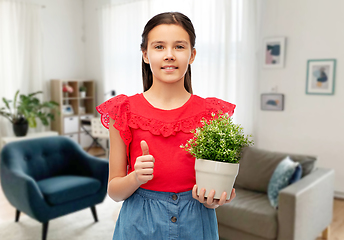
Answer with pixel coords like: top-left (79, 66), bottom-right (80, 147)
top-left (79, 85), bottom-right (87, 98)
top-left (181, 112), bottom-right (254, 199)
top-left (0, 90), bottom-right (59, 137)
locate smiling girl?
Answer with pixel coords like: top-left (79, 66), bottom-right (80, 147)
top-left (97, 12), bottom-right (236, 240)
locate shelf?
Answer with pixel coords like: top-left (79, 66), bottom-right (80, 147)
top-left (79, 97), bottom-right (94, 99)
top-left (79, 113), bottom-right (95, 117)
top-left (62, 96), bottom-right (94, 98)
top-left (50, 79), bottom-right (96, 148)
top-left (62, 97), bottom-right (79, 100)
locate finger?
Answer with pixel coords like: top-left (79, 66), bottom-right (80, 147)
top-left (218, 192), bottom-right (227, 205)
top-left (136, 156), bottom-right (155, 165)
top-left (225, 189), bottom-right (236, 204)
top-left (139, 155), bottom-right (155, 163)
top-left (207, 190), bottom-right (215, 205)
top-left (192, 185), bottom-right (198, 199)
top-left (134, 158), bottom-right (154, 171)
top-left (230, 188), bottom-right (236, 200)
top-left (198, 188), bottom-right (206, 203)
top-left (141, 140), bottom-right (149, 156)
top-left (139, 161), bottom-right (154, 169)
top-left (136, 168), bottom-right (154, 175)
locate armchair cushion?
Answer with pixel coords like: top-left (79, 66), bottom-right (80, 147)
top-left (37, 176), bottom-right (101, 205)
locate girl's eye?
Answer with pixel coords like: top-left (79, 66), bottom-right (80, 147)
top-left (155, 45), bottom-right (163, 50)
top-left (176, 45), bottom-right (185, 49)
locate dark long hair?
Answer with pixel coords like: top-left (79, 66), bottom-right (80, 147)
top-left (140, 12), bottom-right (196, 93)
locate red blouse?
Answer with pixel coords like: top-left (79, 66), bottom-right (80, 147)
top-left (96, 93), bottom-right (236, 193)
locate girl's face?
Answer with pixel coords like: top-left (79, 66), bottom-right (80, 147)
top-left (142, 24), bottom-right (196, 87)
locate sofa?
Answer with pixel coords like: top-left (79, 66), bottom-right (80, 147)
top-left (216, 147), bottom-right (334, 240)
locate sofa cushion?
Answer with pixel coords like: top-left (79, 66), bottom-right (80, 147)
top-left (37, 175), bottom-right (101, 205)
top-left (235, 147), bottom-right (316, 193)
top-left (216, 188), bottom-right (277, 239)
top-left (267, 156), bottom-right (300, 208)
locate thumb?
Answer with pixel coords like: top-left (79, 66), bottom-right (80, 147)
top-left (141, 140), bottom-right (149, 156)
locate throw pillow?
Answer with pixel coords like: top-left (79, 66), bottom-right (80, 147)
top-left (268, 156), bottom-right (299, 208)
top-left (289, 164), bottom-right (303, 184)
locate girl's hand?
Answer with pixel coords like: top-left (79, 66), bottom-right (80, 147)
top-left (192, 185), bottom-right (236, 209)
top-left (134, 140), bottom-right (155, 185)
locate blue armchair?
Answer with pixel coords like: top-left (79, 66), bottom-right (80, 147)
top-left (0, 136), bottom-right (108, 240)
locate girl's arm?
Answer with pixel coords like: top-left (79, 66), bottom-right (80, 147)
top-left (107, 118), bottom-right (154, 202)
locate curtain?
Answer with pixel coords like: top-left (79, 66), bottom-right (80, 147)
top-left (99, 0), bottom-right (260, 135)
top-left (0, 0), bottom-right (43, 138)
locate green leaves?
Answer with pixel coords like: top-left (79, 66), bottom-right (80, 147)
top-left (13, 90), bottom-right (20, 110)
top-left (0, 90), bottom-right (59, 128)
top-left (2, 97), bottom-right (11, 111)
top-left (181, 112), bottom-right (254, 163)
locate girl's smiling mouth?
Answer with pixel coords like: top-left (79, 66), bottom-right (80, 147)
top-left (161, 65), bottom-right (178, 72)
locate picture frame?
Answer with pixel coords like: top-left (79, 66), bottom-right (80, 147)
top-left (306, 59), bottom-right (336, 95)
top-left (263, 37), bottom-right (286, 68)
top-left (261, 94), bottom-right (284, 111)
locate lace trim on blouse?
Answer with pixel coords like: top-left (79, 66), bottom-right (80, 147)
top-left (96, 94), bottom-right (235, 148)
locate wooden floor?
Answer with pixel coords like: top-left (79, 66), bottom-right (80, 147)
top-left (0, 147), bottom-right (344, 239)
top-left (325, 199), bottom-right (344, 240)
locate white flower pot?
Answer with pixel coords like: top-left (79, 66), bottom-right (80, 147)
top-left (195, 159), bottom-right (239, 200)
top-left (80, 91), bottom-right (86, 98)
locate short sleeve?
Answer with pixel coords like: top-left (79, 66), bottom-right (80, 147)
top-left (96, 94), bottom-right (132, 147)
top-left (206, 98), bottom-right (236, 117)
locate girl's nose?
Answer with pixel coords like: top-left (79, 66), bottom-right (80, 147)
top-left (164, 49), bottom-right (175, 61)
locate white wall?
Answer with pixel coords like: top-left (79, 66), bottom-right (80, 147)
top-left (83, 0), bottom-right (132, 107)
top-left (257, 0), bottom-right (344, 196)
top-left (24, 0), bottom-right (86, 85)
top-left (83, 0), bottom-right (111, 107)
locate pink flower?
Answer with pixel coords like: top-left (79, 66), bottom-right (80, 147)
top-left (63, 85), bottom-right (73, 93)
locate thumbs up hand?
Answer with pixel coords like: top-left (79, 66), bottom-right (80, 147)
top-left (134, 140), bottom-right (155, 185)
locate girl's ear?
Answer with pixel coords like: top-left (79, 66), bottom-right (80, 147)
top-left (189, 48), bottom-right (197, 64)
top-left (142, 51), bottom-right (149, 64)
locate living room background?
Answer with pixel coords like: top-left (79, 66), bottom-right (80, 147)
top-left (0, 0), bottom-right (343, 197)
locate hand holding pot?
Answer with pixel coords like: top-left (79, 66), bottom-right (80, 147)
top-left (192, 185), bottom-right (236, 209)
top-left (134, 140), bottom-right (155, 185)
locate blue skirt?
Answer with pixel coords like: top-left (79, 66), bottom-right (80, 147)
top-left (113, 188), bottom-right (219, 240)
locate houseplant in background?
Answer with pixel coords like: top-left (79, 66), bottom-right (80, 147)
top-left (181, 112), bottom-right (254, 199)
top-left (79, 85), bottom-right (87, 98)
top-left (0, 90), bottom-right (59, 136)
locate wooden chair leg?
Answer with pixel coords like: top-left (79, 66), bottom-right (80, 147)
top-left (15, 209), bottom-right (20, 222)
top-left (321, 226), bottom-right (330, 239)
top-left (91, 205), bottom-right (98, 222)
top-left (42, 222), bottom-right (49, 240)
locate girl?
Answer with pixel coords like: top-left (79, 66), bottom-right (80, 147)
top-left (97, 12), bottom-right (236, 240)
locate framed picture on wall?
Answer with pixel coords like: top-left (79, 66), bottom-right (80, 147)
top-left (306, 59), bottom-right (336, 95)
top-left (263, 37), bottom-right (286, 68)
top-left (261, 93), bottom-right (284, 111)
